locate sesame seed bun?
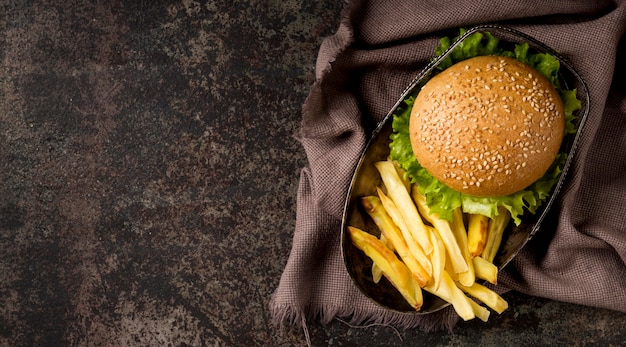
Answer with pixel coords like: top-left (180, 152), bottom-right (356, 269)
top-left (409, 55), bottom-right (565, 197)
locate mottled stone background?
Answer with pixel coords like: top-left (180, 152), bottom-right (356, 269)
top-left (1, 1), bottom-right (626, 346)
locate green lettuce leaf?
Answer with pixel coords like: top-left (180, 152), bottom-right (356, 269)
top-left (389, 30), bottom-right (581, 225)
top-left (561, 88), bottom-right (582, 134)
top-left (435, 29), bottom-right (501, 70)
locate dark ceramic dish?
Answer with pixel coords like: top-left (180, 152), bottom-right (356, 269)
top-left (340, 24), bottom-right (590, 314)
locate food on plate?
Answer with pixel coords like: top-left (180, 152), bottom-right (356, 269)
top-left (350, 159), bottom-right (507, 321)
top-left (347, 29), bottom-right (582, 320)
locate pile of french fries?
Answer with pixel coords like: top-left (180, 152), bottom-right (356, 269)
top-left (348, 160), bottom-right (511, 321)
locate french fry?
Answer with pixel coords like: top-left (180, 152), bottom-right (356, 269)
top-left (451, 207), bottom-right (476, 287)
top-left (413, 188), bottom-right (468, 275)
top-left (473, 256), bottom-right (498, 285)
top-left (424, 270), bottom-right (475, 321)
top-left (348, 226), bottom-right (423, 310)
top-left (457, 282), bottom-right (509, 314)
top-left (376, 189), bottom-right (433, 279)
top-left (375, 161), bottom-right (433, 254)
top-left (468, 299), bottom-right (491, 322)
top-left (467, 214), bottom-right (489, 258)
top-left (372, 264), bottom-right (383, 283)
top-left (482, 207), bottom-right (511, 263)
top-left (371, 233), bottom-right (389, 283)
top-left (428, 226), bottom-right (446, 291)
top-left (361, 195), bottom-right (431, 287)
top-left (444, 250), bottom-right (458, 282)
top-left (392, 160), bottom-right (411, 193)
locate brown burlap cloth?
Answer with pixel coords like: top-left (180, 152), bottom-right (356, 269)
top-left (271, 0), bottom-right (626, 333)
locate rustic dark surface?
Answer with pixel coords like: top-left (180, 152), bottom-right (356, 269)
top-left (2, 1), bottom-right (626, 346)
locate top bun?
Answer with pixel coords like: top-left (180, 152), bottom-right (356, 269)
top-left (409, 55), bottom-right (565, 197)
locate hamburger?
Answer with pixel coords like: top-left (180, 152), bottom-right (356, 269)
top-left (389, 30), bottom-right (581, 225)
top-left (410, 55), bottom-right (564, 197)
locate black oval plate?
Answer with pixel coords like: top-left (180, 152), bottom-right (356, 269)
top-left (340, 24), bottom-right (590, 314)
